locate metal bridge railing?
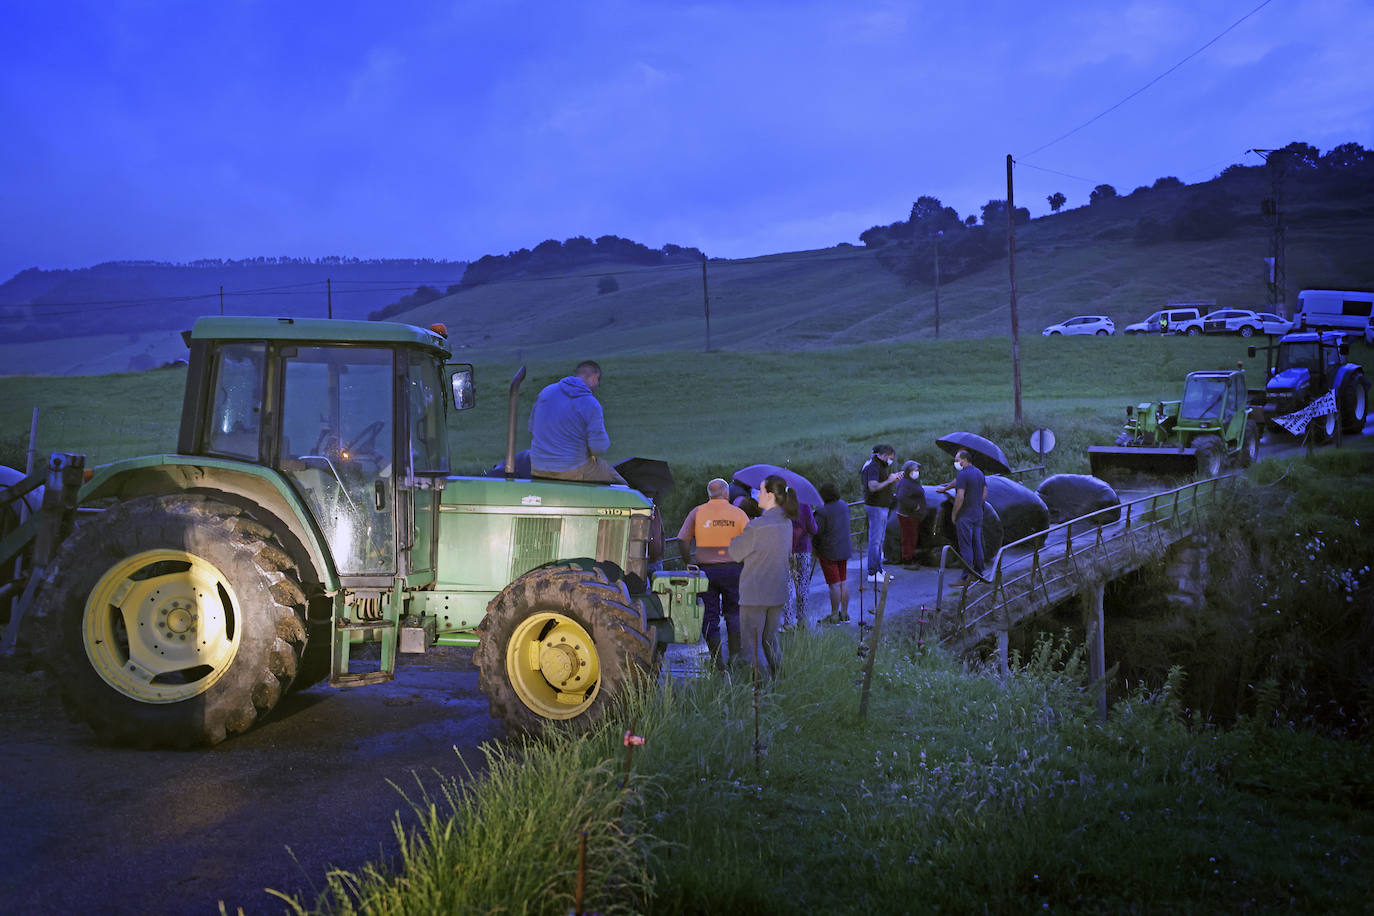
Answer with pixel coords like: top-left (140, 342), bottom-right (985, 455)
top-left (936, 474), bottom-right (1237, 651)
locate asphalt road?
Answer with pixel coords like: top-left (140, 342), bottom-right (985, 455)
top-left (0, 647), bottom-right (502, 915)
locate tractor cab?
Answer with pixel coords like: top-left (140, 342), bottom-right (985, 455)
top-left (180, 317), bottom-right (468, 584)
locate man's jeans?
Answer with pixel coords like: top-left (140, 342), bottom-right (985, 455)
top-left (956, 515), bottom-right (985, 577)
top-left (865, 505), bottom-right (890, 574)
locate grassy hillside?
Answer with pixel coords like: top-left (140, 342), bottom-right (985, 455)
top-left (381, 166), bottom-right (1374, 361)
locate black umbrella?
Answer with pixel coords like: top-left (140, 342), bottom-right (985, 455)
top-left (936, 431), bottom-right (1011, 475)
top-left (614, 457), bottom-right (674, 498)
top-left (732, 463), bottom-right (823, 507)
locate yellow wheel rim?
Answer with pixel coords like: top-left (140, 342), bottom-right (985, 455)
top-left (505, 612), bottom-right (602, 720)
top-left (83, 549), bottom-right (241, 704)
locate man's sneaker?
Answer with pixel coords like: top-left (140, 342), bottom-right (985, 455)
top-left (867, 571), bottom-right (885, 582)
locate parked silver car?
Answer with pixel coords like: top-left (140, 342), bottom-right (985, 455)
top-left (1201, 309), bottom-right (1265, 337)
top-left (1043, 315), bottom-right (1115, 336)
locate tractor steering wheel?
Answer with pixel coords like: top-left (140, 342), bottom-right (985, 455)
top-left (344, 420), bottom-right (386, 459)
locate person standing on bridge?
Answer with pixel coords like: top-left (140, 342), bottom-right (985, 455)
top-left (945, 449), bottom-right (986, 583)
top-left (677, 478), bottom-right (750, 671)
top-left (528, 360), bottom-right (626, 484)
top-left (813, 482), bottom-right (852, 623)
top-left (860, 444), bottom-right (900, 581)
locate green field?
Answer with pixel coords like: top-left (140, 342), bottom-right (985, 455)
top-left (0, 334), bottom-right (1296, 524)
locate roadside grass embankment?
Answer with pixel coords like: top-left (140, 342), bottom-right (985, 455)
top-left (271, 631), bottom-right (1374, 915)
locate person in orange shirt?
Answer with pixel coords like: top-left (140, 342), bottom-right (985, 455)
top-left (677, 478), bottom-right (750, 670)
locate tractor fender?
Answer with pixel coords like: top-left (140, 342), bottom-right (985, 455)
top-left (1333, 362), bottom-right (1368, 397)
top-left (79, 456), bottom-right (339, 591)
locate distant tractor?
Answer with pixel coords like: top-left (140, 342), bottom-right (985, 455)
top-left (0, 317), bottom-right (706, 747)
top-left (1248, 330), bottom-right (1368, 441)
top-left (1088, 368), bottom-right (1259, 479)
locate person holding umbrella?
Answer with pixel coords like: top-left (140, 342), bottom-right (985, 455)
top-left (728, 475), bottom-right (797, 680)
top-left (938, 449), bottom-right (987, 582)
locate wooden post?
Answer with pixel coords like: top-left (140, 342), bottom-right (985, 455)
top-left (701, 255), bottom-right (711, 353)
top-left (1082, 581), bottom-right (1107, 722)
top-left (1007, 154), bottom-right (1023, 425)
top-left (997, 627), bottom-right (1009, 680)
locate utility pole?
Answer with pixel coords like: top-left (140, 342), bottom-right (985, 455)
top-left (1006, 154), bottom-right (1023, 425)
top-left (219, 285), bottom-right (224, 316)
top-left (327, 278), bottom-right (333, 319)
top-left (933, 229), bottom-right (942, 339)
top-left (1249, 148), bottom-right (1288, 316)
top-left (701, 254), bottom-right (711, 353)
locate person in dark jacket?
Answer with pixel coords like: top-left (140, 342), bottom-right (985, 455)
top-left (895, 460), bottom-right (927, 568)
top-left (783, 499), bottom-right (818, 631)
top-left (528, 360), bottom-right (625, 484)
top-left (812, 482), bottom-right (852, 623)
top-left (728, 475), bottom-right (796, 680)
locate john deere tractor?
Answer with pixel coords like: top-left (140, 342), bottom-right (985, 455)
top-left (0, 317), bottom-right (706, 746)
top-left (1088, 368), bottom-right (1259, 480)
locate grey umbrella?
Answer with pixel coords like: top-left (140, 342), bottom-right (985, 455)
top-left (936, 432), bottom-right (1011, 475)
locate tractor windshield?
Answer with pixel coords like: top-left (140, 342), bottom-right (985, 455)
top-left (1180, 377), bottom-right (1228, 420)
top-left (1278, 342), bottom-right (1320, 375)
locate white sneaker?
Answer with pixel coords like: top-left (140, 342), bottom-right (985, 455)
top-left (866, 571), bottom-right (884, 582)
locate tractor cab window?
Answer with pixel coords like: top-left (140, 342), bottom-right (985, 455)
top-left (1278, 343), bottom-right (1319, 375)
top-left (206, 342), bottom-right (266, 459)
top-left (278, 346), bottom-right (396, 576)
top-left (1181, 377), bottom-right (1228, 420)
top-left (405, 352), bottom-right (449, 474)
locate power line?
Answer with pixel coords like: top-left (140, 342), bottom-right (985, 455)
top-left (1018, 0), bottom-right (1276, 160)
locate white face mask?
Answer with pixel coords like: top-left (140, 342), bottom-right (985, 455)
top-left (909, 470), bottom-right (919, 479)
top-left (953, 460), bottom-right (961, 473)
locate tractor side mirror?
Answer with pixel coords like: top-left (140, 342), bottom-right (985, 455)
top-left (1246, 346), bottom-right (1256, 358)
top-left (446, 364), bottom-right (475, 410)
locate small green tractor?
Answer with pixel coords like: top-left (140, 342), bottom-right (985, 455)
top-left (1088, 368), bottom-right (1259, 479)
top-left (0, 317), bottom-right (706, 747)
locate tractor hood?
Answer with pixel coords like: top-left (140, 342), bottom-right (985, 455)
top-left (1267, 367), bottom-right (1309, 393)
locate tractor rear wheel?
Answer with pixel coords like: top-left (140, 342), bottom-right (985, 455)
top-left (474, 563), bottom-right (654, 736)
top-left (34, 494), bottom-right (307, 747)
top-left (1340, 371), bottom-right (1367, 434)
top-left (1193, 435), bottom-right (1224, 477)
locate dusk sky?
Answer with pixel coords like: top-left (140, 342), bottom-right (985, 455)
top-left (2, 0), bottom-right (1371, 284)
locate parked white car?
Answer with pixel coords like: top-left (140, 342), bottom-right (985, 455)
top-left (1043, 315), bottom-right (1115, 336)
top-left (1201, 309), bottom-right (1265, 337)
top-left (1254, 312), bottom-right (1292, 336)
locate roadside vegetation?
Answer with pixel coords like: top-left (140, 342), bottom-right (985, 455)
top-left (272, 628), bottom-right (1373, 914)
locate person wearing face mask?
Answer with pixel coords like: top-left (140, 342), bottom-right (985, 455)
top-left (859, 444), bottom-right (900, 581)
top-left (894, 460), bottom-right (927, 569)
top-left (728, 475), bottom-right (797, 680)
top-left (938, 449), bottom-right (987, 582)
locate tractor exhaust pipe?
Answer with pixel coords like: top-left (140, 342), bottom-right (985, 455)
top-left (504, 366), bottom-right (527, 477)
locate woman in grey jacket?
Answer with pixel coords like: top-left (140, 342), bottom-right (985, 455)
top-left (728, 475), bottom-right (798, 679)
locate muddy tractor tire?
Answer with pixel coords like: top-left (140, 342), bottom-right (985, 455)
top-left (1340, 371), bottom-right (1368, 435)
top-left (475, 562), bottom-right (655, 736)
top-left (1193, 435), bottom-right (1224, 478)
top-left (1240, 419), bottom-right (1259, 467)
top-left (34, 494), bottom-right (307, 747)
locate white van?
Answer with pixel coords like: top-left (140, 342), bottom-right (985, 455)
top-left (1293, 289), bottom-right (1374, 334)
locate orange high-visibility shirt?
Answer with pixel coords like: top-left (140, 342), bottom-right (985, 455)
top-left (679, 497), bottom-right (750, 563)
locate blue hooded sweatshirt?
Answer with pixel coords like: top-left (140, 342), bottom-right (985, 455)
top-left (528, 376), bottom-right (611, 471)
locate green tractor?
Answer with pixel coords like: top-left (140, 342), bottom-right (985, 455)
top-left (0, 317), bottom-right (706, 746)
top-left (1087, 368), bottom-right (1260, 480)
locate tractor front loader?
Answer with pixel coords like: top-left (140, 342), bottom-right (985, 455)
top-left (1088, 369), bottom-right (1259, 481)
top-left (2, 317), bottom-right (707, 747)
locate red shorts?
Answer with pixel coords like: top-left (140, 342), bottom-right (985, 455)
top-left (818, 556), bottom-right (847, 584)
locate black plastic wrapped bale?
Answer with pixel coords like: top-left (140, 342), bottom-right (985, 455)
top-left (983, 475), bottom-right (1050, 548)
top-left (1036, 473), bottom-right (1122, 525)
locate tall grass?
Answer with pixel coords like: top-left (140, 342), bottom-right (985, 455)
top-left (270, 631), bottom-right (1374, 914)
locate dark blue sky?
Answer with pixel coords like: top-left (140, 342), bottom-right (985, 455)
top-left (2, 0), bottom-right (1370, 282)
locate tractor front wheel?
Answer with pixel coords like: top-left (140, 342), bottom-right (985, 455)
top-left (1340, 371), bottom-right (1367, 434)
top-left (35, 494), bottom-right (307, 747)
top-left (475, 563), bottom-right (654, 736)
top-left (1194, 435), bottom-right (1224, 477)
top-left (1311, 408), bottom-right (1338, 443)
top-left (1240, 420), bottom-right (1259, 467)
